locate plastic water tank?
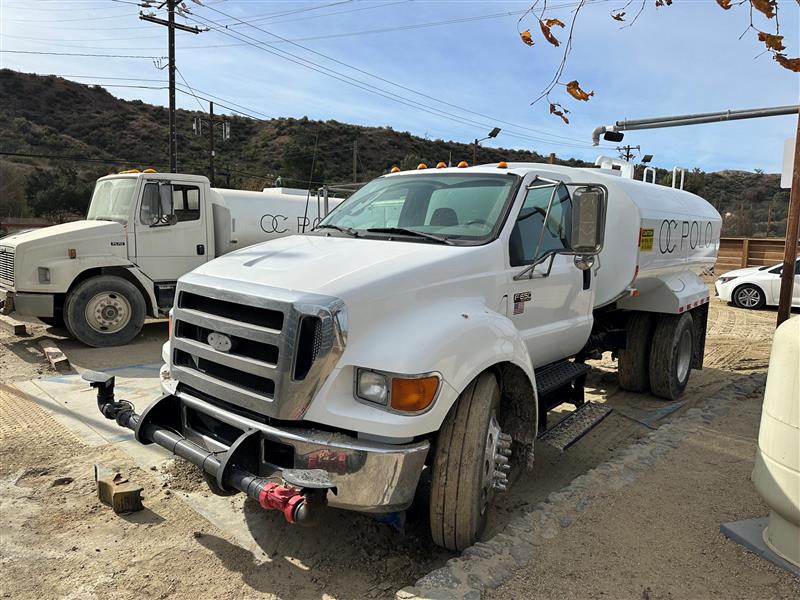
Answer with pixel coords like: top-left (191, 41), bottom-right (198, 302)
top-left (751, 316), bottom-right (800, 567)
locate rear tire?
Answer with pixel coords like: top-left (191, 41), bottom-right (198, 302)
top-left (648, 313), bottom-right (694, 400)
top-left (732, 284), bottom-right (765, 310)
top-left (64, 275), bottom-right (146, 347)
top-left (430, 372), bottom-right (503, 551)
top-left (618, 312), bottom-right (655, 393)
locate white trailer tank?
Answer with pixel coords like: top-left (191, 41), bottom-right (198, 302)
top-left (518, 160), bottom-right (721, 311)
top-left (209, 187), bottom-right (344, 255)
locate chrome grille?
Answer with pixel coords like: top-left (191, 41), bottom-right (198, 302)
top-left (170, 273), bottom-right (346, 420)
top-left (0, 247), bottom-right (13, 286)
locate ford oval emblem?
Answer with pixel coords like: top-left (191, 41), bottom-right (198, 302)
top-left (207, 331), bottom-right (233, 353)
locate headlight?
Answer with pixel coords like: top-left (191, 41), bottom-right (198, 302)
top-left (355, 368), bottom-right (440, 413)
top-left (718, 276), bottom-right (737, 284)
top-left (356, 369), bottom-right (389, 405)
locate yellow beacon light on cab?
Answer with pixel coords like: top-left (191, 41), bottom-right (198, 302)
top-left (457, 161), bottom-right (468, 168)
top-left (436, 161), bottom-right (446, 169)
top-left (417, 163), bottom-right (428, 170)
top-left (497, 161), bottom-right (508, 168)
top-left (390, 166), bottom-right (401, 173)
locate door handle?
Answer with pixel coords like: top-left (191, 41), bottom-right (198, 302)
top-left (196, 244), bottom-right (205, 256)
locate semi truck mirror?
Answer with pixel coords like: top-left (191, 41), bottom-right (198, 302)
top-left (570, 187), bottom-right (606, 255)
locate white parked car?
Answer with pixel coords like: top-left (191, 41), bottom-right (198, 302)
top-left (715, 257), bottom-right (800, 309)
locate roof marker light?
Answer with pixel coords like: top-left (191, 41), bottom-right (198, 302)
top-left (497, 161), bottom-right (508, 168)
top-left (417, 163), bottom-right (428, 170)
top-left (142, 168), bottom-right (157, 173)
top-left (457, 161), bottom-right (468, 168)
top-left (390, 166), bottom-right (401, 173)
top-left (436, 161), bottom-right (446, 169)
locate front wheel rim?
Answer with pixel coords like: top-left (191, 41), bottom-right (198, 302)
top-left (736, 287), bottom-right (760, 308)
top-left (84, 292), bottom-right (132, 334)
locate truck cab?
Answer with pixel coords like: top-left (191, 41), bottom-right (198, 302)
top-left (0, 171), bottom-right (336, 347)
top-left (95, 160), bottom-right (721, 551)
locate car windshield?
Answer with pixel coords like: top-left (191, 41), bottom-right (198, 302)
top-left (317, 173), bottom-right (519, 245)
top-left (86, 178), bottom-right (138, 223)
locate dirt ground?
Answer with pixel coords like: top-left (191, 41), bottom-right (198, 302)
top-left (488, 388), bottom-right (800, 599)
top-left (0, 298), bottom-right (793, 599)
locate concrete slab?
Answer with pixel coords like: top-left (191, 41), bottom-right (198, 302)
top-left (720, 517), bottom-right (800, 578)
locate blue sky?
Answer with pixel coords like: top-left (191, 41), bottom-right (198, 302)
top-left (1, 0), bottom-right (798, 173)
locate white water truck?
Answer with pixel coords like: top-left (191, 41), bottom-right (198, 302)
top-left (0, 170), bottom-right (340, 346)
top-left (87, 157), bottom-right (721, 550)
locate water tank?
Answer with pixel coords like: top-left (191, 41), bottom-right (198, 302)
top-left (751, 316), bottom-right (800, 568)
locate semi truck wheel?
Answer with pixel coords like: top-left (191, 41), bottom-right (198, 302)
top-left (430, 372), bottom-right (507, 551)
top-left (618, 312), bottom-right (655, 393)
top-left (732, 284), bottom-right (765, 309)
top-left (64, 275), bottom-right (146, 347)
top-left (648, 313), bottom-right (694, 401)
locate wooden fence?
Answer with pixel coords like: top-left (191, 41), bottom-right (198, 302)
top-left (716, 237), bottom-right (800, 273)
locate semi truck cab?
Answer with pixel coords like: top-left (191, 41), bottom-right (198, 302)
top-left (91, 159), bottom-right (721, 551)
top-left (0, 171), bottom-right (337, 347)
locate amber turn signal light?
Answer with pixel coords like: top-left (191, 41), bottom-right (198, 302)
top-left (390, 376), bottom-right (439, 412)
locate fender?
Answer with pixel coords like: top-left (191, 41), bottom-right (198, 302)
top-left (617, 271), bottom-right (710, 314)
top-left (304, 298), bottom-right (537, 439)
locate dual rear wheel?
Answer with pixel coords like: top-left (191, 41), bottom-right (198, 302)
top-left (618, 311), bottom-right (695, 400)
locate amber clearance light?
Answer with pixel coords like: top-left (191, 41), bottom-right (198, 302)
top-left (390, 376), bottom-right (439, 412)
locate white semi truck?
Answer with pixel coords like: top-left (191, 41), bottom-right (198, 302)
top-left (87, 157), bottom-right (721, 550)
top-left (0, 171), bottom-right (340, 347)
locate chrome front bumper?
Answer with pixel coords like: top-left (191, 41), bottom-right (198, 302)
top-left (170, 387), bottom-right (429, 512)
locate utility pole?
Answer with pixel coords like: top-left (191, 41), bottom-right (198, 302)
top-left (140, 2), bottom-right (203, 173)
top-left (617, 144), bottom-right (640, 162)
top-left (353, 139), bottom-right (357, 184)
top-left (777, 115), bottom-right (800, 326)
top-left (193, 102), bottom-right (229, 187)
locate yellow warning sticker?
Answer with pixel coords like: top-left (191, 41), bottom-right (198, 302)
top-left (639, 228), bottom-right (654, 251)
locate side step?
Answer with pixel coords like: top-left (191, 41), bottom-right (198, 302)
top-left (538, 402), bottom-right (613, 451)
top-left (535, 360), bottom-right (592, 413)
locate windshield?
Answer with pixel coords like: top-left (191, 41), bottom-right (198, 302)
top-left (86, 178), bottom-right (138, 223)
top-left (318, 173), bottom-right (518, 244)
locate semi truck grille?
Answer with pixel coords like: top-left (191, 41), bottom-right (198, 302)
top-left (169, 275), bottom-right (346, 421)
top-left (0, 247), bottom-right (14, 286)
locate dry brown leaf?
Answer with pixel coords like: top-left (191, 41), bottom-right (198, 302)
top-left (520, 30), bottom-right (534, 46)
top-left (751, 0), bottom-right (776, 19)
top-left (612, 11), bottom-right (626, 21)
top-left (539, 19), bottom-right (561, 47)
top-left (550, 103), bottom-right (570, 124)
top-left (758, 31), bottom-right (785, 51)
top-left (715, 0), bottom-right (732, 9)
top-left (774, 53), bottom-right (800, 72)
top-left (566, 80), bottom-right (595, 102)
top-left (543, 18), bottom-right (565, 28)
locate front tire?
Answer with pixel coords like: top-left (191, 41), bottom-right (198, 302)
top-left (648, 313), bottom-right (694, 400)
top-left (430, 372), bottom-right (507, 551)
top-left (64, 275), bottom-right (146, 347)
top-left (732, 284), bottom-right (765, 309)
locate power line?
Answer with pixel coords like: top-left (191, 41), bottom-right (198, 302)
top-left (0, 49), bottom-right (167, 59)
top-left (185, 10), bottom-right (604, 150)
top-left (201, 3), bottom-right (598, 147)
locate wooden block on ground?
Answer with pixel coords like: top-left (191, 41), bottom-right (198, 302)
top-left (0, 314), bottom-right (27, 336)
top-left (38, 337), bottom-right (71, 372)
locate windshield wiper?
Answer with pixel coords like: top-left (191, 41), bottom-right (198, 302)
top-left (366, 227), bottom-right (454, 245)
top-left (315, 224), bottom-right (359, 237)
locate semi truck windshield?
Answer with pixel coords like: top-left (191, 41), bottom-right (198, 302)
top-left (87, 178), bottom-right (138, 223)
top-left (318, 173), bottom-right (519, 245)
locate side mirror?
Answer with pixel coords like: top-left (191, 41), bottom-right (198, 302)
top-left (151, 184), bottom-right (176, 227)
top-left (569, 186), bottom-right (606, 256)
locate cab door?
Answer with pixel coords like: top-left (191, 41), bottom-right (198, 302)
top-left (504, 183), bottom-right (594, 368)
top-left (132, 180), bottom-right (209, 281)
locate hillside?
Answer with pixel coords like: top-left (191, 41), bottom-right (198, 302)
top-left (0, 69), bottom-right (790, 236)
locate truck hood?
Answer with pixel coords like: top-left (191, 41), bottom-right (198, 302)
top-left (0, 220), bottom-right (124, 249)
top-left (191, 234), bottom-right (495, 303)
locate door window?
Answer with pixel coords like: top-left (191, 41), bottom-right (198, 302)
top-left (139, 183), bottom-right (161, 225)
top-left (172, 185), bottom-right (201, 222)
top-left (509, 185), bottom-right (571, 266)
